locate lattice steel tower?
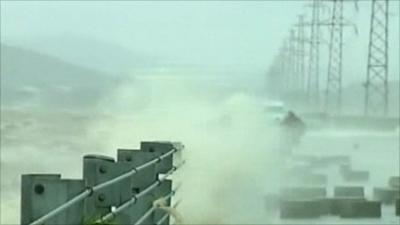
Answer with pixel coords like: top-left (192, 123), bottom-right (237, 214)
top-left (364, 0), bottom-right (389, 116)
top-left (325, 0), bottom-right (344, 114)
top-left (307, 0), bottom-right (323, 108)
top-left (296, 15), bottom-right (306, 92)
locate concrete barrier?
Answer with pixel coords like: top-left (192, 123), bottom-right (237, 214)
top-left (373, 187), bottom-right (400, 204)
top-left (339, 165), bottom-right (369, 182)
top-left (396, 198), bottom-right (400, 216)
top-left (389, 176), bottom-right (400, 189)
top-left (334, 186), bottom-right (364, 198)
top-left (339, 200), bottom-right (381, 218)
top-left (318, 197), bottom-right (366, 215)
top-left (310, 156), bottom-right (351, 168)
top-left (280, 200), bottom-right (324, 218)
top-left (300, 174), bottom-right (327, 185)
top-left (280, 187), bottom-right (327, 200)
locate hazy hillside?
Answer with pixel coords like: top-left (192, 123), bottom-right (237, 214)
top-left (6, 36), bottom-right (158, 75)
top-left (1, 44), bottom-right (120, 110)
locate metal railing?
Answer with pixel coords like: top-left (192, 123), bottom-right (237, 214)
top-left (22, 141), bottom-right (184, 225)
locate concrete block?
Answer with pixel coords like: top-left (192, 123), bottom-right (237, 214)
top-left (141, 142), bottom-right (179, 174)
top-left (334, 186), bottom-right (364, 198)
top-left (280, 187), bottom-right (327, 200)
top-left (396, 198), bottom-right (400, 216)
top-left (373, 187), bottom-right (400, 204)
top-left (153, 180), bottom-right (172, 225)
top-left (280, 200), bottom-right (324, 218)
top-left (310, 155), bottom-right (351, 168)
top-left (389, 176), bottom-right (400, 189)
top-left (339, 200), bottom-right (381, 218)
top-left (300, 173), bottom-right (327, 185)
top-left (319, 197), bottom-right (366, 215)
top-left (342, 170), bottom-right (370, 182)
top-left (339, 164), bottom-right (369, 181)
top-left (20, 174), bottom-right (84, 225)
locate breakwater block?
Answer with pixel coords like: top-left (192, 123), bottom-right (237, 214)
top-left (339, 200), bottom-right (381, 218)
top-left (389, 176), bottom-right (400, 189)
top-left (300, 173), bottom-right (327, 185)
top-left (339, 164), bottom-right (369, 182)
top-left (311, 155), bottom-right (351, 168)
top-left (280, 187), bottom-right (327, 200)
top-left (334, 186), bottom-right (364, 198)
top-left (280, 200), bottom-right (324, 218)
top-left (323, 197), bottom-right (366, 215)
top-left (373, 187), bottom-right (400, 204)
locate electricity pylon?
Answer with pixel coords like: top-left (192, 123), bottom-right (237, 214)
top-left (364, 0), bottom-right (389, 116)
top-left (325, 0), bottom-right (344, 114)
top-left (307, 0), bottom-right (323, 109)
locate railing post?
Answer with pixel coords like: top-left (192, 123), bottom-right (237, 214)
top-left (21, 174), bottom-right (84, 225)
top-left (82, 155), bottom-right (120, 222)
top-left (115, 149), bottom-right (159, 224)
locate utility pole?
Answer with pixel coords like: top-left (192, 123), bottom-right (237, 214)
top-left (364, 0), bottom-right (389, 117)
top-left (288, 29), bottom-right (297, 91)
top-left (296, 15), bottom-right (307, 93)
top-left (307, 0), bottom-right (323, 110)
top-left (325, 0), bottom-right (344, 114)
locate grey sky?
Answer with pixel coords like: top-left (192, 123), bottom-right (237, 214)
top-left (1, 1), bottom-right (399, 83)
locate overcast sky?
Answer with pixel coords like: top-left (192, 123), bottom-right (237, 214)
top-left (1, 1), bottom-right (399, 84)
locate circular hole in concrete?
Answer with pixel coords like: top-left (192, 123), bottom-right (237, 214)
top-left (126, 156), bottom-right (132, 161)
top-left (98, 194), bottom-right (106, 202)
top-left (149, 148), bottom-right (155, 153)
top-left (34, 184), bottom-right (45, 195)
top-left (132, 187), bottom-right (140, 194)
top-left (99, 165), bottom-right (107, 174)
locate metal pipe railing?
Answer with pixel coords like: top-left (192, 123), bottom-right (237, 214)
top-left (29, 148), bottom-right (177, 225)
top-left (96, 160), bottom-right (185, 224)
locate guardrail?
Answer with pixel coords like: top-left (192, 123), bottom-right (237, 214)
top-left (20, 141), bottom-right (184, 225)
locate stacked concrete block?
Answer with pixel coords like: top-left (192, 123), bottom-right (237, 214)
top-left (280, 187), bottom-right (327, 200)
top-left (20, 175), bottom-right (85, 225)
top-left (388, 176), bottom-right (400, 189)
top-left (320, 197), bottom-right (366, 216)
top-left (396, 198), bottom-right (400, 216)
top-left (279, 187), bottom-right (327, 218)
top-left (280, 199), bottom-right (326, 218)
top-left (339, 164), bottom-right (369, 182)
top-left (310, 155), bottom-right (351, 168)
top-left (339, 200), bottom-right (381, 218)
top-left (20, 141), bottom-right (183, 225)
top-left (334, 186), bottom-right (364, 198)
top-left (373, 187), bottom-right (400, 204)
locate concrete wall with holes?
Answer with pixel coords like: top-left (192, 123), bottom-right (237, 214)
top-left (21, 141), bottom-right (183, 225)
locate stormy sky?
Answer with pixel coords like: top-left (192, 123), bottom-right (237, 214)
top-left (1, 1), bottom-right (399, 84)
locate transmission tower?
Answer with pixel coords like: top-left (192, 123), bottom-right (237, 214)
top-left (325, 0), bottom-right (344, 114)
top-left (296, 15), bottom-right (307, 92)
top-left (307, 0), bottom-right (323, 109)
top-left (288, 29), bottom-right (297, 91)
top-left (364, 0), bottom-right (389, 116)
